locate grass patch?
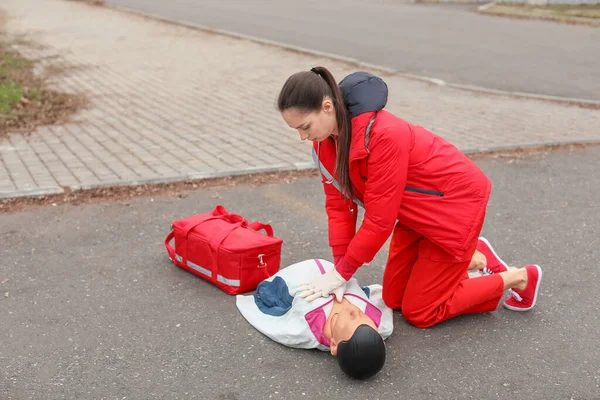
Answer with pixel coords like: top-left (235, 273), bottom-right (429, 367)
top-left (66, 0), bottom-right (106, 5)
top-left (0, 37), bottom-right (85, 137)
top-left (508, 4), bottom-right (600, 19)
top-left (483, 3), bottom-right (600, 24)
top-left (0, 79), bottom-right (23, 114)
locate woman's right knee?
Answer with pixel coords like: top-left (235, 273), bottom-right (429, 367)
top-left (401, 307), bottom-right (436, 329)
top-left (382, 289), bottom-right (403, 311)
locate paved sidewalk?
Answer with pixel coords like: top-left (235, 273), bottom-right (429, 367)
top-left (1, 0), bottom-right (599, 199)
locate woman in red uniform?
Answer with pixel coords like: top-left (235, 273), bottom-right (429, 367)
top-left (280, 67), bottom-right (543, 328)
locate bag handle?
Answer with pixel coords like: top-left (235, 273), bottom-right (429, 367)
top-left (173, 206), bottom-right (233, 266)
top-left (181, 215), bottom-right (224, 236)
top-left (180, 205), bottom-right (236, 236)
top-left (248, 221), bottom-right (274, 237)
top-left (213, 204), bottom-right (229, 216)
top-left (179, 205), bottom-right (248, 257)
top-left (213, 204), bottom-right (249, 226)
top-left (164, 231), bottom-right (176, 262)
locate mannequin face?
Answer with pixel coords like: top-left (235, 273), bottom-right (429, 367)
top-left (281, 98), bottom-right (338, 142)
top-left (329, 302), bottom-right (377, 356)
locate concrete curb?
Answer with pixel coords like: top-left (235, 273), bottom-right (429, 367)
top-left (66, 163), bottom-right (313, 193)
top-left (6, 139), bottom-right (600, 201)
top-left (1, 164), bottom-right (315, 200)
top-left (461, 138), bottom-right (600, 155)
top-left (108, 3), bottom-right (600, 108)
top-left (446, 83), bottom-right (600, 109)
top-left (0, 186), bottom-right (64, 200)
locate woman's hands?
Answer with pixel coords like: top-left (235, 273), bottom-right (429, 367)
top-left (296, 269), bottom-right (347, 302)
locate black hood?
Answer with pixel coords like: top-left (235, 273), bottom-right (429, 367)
top-left (339, 72), bottom-right (388, 118)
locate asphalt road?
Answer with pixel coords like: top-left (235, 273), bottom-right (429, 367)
top-left (105, 0), bottom-right (600, 101)
top-left (1, 146), bottom-right (600, 399)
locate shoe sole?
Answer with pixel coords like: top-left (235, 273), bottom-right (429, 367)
top-left (478, 237), bottom-right (509, 273)
top-left (503, 264), bottom-right (543, 312)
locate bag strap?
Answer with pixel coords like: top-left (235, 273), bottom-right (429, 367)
top-left (208, 222), bottom-right (244, 282)
top-left (248, 221), bottom-right (274, 237)
top-left (312, 114), bottom-right (377, 209)
top-left (364, 113), bottom-right (377, 153)
top-left (313, 147), bottom-right (365, 208)
top-left (178, 215), bottom-right (224, 267)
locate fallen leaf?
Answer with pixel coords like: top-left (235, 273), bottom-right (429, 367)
top-left (4, 292), bottom-right (8, 298)
top-left (20, 97), bottom-right (31, 106)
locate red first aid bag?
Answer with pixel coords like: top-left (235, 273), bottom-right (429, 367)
top-left (164, 205), bottom-right (283, 294)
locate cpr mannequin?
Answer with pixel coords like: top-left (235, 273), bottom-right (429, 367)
top-left (236, 259), bottom-right (392, 379)
top-left (236, 247), bottom-right (495, 379)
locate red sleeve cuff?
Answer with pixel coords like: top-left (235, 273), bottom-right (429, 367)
top-left (332, 245), bottom-right (348, 257)
top-left (334, 257), bottom-right (361, 281)
top-left (334, 255), bottom-right (344, 266)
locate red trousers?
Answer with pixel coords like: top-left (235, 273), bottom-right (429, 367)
top-left (382, 224), bottom-right (504, 328)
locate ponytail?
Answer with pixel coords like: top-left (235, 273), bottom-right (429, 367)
top-left (310, 67), bottom-right (353, 198)
top-left (278, 66), bottom-right (353, 198)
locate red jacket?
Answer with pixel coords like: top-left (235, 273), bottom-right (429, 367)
top-left (314, 109), bottom-right (491, 280)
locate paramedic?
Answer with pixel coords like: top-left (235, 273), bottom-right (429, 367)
top-left (278, 67), bottom-right (543, 328)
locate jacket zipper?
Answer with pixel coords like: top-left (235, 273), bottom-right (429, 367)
top-left (405, 186), bottom-right (444, 197)
top-left (359, 175), bottom-right (444, 197)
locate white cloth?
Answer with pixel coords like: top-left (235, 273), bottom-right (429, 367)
top-left (236, 259), bottom-right (394, 351)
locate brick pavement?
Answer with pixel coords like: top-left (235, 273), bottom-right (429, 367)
top-left (1, 0), bottom-right (599, 199)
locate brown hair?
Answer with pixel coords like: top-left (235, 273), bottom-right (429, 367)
top-left (277, 67), bottom-right (353, 198)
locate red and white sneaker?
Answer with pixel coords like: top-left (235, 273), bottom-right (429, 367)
top-left (503, 264), bottom-right (543, 311)
top-left (477, 237), bottom-right (509, 275)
